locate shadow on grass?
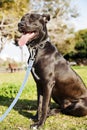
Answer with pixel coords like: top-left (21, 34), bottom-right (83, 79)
top-left (0, 95), bottom-right (37, 119)
top-left (0, 95), bottom-right (57, 120)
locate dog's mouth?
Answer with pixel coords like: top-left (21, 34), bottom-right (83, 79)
top-left (18, 31), bottom-right (38, 46)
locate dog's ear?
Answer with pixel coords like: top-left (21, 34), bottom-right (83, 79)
top-left (42, 14), bottom-right (50, 23)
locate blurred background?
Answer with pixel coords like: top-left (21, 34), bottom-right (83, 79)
top-left (0, 0), bottom-right (87, 72)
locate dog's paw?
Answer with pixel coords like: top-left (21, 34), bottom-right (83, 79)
top-left (30, 121), bottom-right (43, 130)
top-left (30, 124), bottom-right (38, 130)
top-left (31, 126), bottom-right (38, 130)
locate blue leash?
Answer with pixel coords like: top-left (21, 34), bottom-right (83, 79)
top-left (0, 59), bottom-right (34, 122)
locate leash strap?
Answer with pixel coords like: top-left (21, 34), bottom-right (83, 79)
top-left (0, 49), bottom-right (35, 122)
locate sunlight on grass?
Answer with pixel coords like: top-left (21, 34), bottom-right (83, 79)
top-left (72, 66), bottom-right (87, 85)
top-left (0, 67), bottom-right (87, 130)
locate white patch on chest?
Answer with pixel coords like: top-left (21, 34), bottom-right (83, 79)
top-left (32, 67), bottom-right (40, 80)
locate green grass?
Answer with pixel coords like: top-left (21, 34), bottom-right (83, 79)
top-left (0, 66), bottom-right (87, 130)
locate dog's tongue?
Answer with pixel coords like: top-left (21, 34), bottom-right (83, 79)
top-left (18, 33), bottom-right (35, 46)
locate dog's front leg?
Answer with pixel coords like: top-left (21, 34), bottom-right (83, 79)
top-left (32, 84), bottom-right (43, 121)
top-left (31, 80), bottom-right (55, 129)
top-left (36, 85), bottom-right (43, 121)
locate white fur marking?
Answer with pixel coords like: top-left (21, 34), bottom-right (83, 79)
top-left (32, 68), bottom-right (40, 80)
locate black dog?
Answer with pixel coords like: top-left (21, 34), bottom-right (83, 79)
top-left (18, 13), bottom-right (87, 129)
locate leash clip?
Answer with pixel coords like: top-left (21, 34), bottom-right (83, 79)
top-left (28, 46), bottom-right (37, 64)
top-left (29, 47), bottom-right (37, 61)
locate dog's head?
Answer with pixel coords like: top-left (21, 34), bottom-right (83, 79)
top-left (18, 13), bottom-right (50, 47)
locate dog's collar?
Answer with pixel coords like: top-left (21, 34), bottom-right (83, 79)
top-left (28, 37), bottom-right (50, 50)
top-left (38, 37), bottom-right (50, 49)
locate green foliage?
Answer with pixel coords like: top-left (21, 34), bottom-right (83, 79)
top-left (75, 42), bottom-right (86, 50)
top-left (65, 29), bottom-right (87, 61)
top-left (0, 83), bottom-right (19, 98)
top-left (0, 0), bottom-right (14, 8)
top-left (75, 29), bottom-right (87, 52)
